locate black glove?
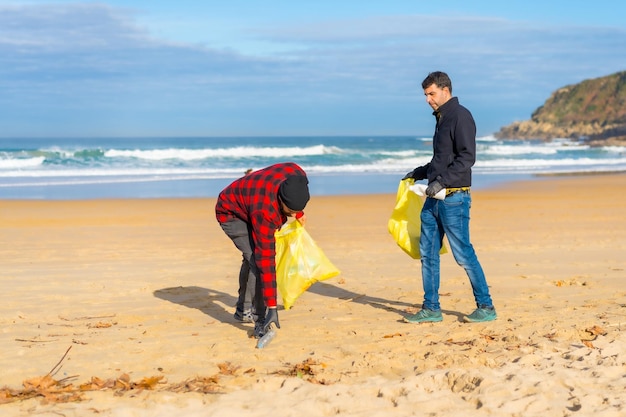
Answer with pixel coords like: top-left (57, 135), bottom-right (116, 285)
top-left (426, 180), bottom-right (444, 197)
top-left (262, 308), bottom-right (280, 333)
top-left (402, 169), bottom-right (417, 180)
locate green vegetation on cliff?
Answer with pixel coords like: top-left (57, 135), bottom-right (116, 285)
top-left (496, 71), bottom-right (626, 145)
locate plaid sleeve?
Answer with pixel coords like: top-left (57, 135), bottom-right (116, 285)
top-left (250, 211), bottom-right (279, 307)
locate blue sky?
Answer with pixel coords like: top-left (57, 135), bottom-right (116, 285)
top-left (1, 1), bottom-right (625, 138)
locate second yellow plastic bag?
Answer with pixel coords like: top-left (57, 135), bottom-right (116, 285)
top-left (388, 178), bottom-right (446, 259)
top-left (275, 221), bottom-right (340, 309)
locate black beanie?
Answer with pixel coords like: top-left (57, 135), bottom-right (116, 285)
top-left (279, 175), bottom-right (310, 211)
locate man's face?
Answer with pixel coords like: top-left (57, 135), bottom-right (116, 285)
top-left (423, 83), bottom-right (451, 111)
top-left (280, 200), bottom-right (298, 217)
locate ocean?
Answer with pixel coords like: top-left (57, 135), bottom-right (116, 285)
top-left (1, 136), bottom-right (625, 200)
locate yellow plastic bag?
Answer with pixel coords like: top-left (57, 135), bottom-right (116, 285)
top-left (275, 221), bottom-right (340, 309)
top-left (388, 178), bottom-right (446, 259)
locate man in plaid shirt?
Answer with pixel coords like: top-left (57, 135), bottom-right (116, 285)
top-left (216, 162), bottom-right (310, 338)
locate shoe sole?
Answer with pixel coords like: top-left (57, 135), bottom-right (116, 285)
top-left (463, 316), bottom-right (496, 323)
top-left (403, 317), bottom-right (443, 323)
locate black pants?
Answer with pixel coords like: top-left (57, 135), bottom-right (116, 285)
top-left (219, 219), bottom-right (264, 321)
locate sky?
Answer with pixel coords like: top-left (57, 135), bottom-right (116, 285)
top-left (1, 0), bottom-right (625, 138)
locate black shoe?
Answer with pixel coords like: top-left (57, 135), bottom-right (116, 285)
top-left (253, 322), bottom-right (265, 339)
top-left (234, 310), bottom-right (254, 323)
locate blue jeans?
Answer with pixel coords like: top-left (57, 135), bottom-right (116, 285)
top-left (419, 191), bottom-right (493, 311)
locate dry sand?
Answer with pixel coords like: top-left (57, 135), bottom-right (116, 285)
top-left (1, 174), bottom-right (625, 416)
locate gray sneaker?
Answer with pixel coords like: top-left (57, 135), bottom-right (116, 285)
top-left (403, 308), bottom-right (443, 323)
top-left (234, 309), bottom-right (254, 323)
top-left (463, 307), bottom-right (497, 323)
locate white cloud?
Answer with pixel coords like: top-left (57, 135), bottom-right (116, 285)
top-left (0, 4), bottom-right (624, 136)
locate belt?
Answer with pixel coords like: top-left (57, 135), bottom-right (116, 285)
top-left (445, 187), bottom-right (470, 196)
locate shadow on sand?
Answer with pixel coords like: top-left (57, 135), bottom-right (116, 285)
top-left (153, 285), bottom-right (254, 331)
top-left (308, 282), bottom-right (466, 322)
top-left (153, 282), bottom-right (465, 326)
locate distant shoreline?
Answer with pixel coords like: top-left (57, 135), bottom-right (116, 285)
top-left (3, 171), bottom-right (626, 201)
top-left (535, 169), bottom-right (626, 177)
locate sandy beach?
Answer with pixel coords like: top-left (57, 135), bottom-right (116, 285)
top-left (1, 174), bottom-right (625, 416)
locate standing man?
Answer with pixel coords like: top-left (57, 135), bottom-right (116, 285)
top-left (215, 162), bottom-right (310, 338)
top-left (402, 71), bottom-right (496, 323)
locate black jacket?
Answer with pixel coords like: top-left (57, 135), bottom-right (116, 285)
top-left (412, 97), bottom-right (476, 188)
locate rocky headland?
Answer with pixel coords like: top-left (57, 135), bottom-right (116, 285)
top-left (495, 71), bottom-right (626, 146)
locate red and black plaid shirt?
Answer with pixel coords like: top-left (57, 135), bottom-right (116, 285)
top-left (215, 162), bottom-right (307, 308)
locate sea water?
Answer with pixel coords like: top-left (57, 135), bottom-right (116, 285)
top-left (1, 136), bottom-right (624, 199)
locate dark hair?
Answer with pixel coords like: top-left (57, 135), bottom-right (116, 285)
top-left (422, 71), bottom-right (452, 93)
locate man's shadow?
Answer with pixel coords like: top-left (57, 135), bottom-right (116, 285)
top-left (153, 286), bottom-right (253, 331)
top-left (308, 281), bottom-right (465, 322)
top-left (307, 281), bottom-right (412, 315)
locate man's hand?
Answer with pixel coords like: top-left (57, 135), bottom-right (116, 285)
top-left (426, 180), bottom-right (444, 197)
top-left (263, 308), bottom-right (280, 333)
top-left (402, 169), bottom-right (416, 180)
top-left (296, 213), bottom-right (307, 227)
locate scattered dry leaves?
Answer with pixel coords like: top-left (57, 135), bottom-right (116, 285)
top-left (273, 358), bottom-right (330, 385)
top-left (0, 345), bottom-right (231, 405)
top-left (554, 278), bottom-right (588, 287)
top-left (577, 325), bottom-right (607, 348)
top-left (167, 376), bottom-right (221, 394)
top-left (87, 321), bottom-right (116, 329)
top-left (1, 374), bottom-right (83, 405)
top-left (445, 338), bottom-right (474, 346)
top-left (383, 332), bottom-right (403, 339)
top-left (586, 325), bottom-right (607, 336)
top-left (0, 372), bottom-right (223, 405)
top-left (543, 332), bottom-right (557, 340)
top-left (217, 362), bottom-right (239, 375)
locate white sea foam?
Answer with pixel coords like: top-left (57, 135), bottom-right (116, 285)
top-left (0, 167), bottom-right (243, 178)
top-left (1, 154), bottom-right (624, 181)
top-left (603, 145), bottom-right (626, 153)
top-left (481, 144), bottom-right (559, 155)
top-left (0, 157), bottom-right (45, 169)
top-left (104, 145), bottom-right (343, 160)
top-left (376, 150), bottom-right (428, 158)
top-left (480, 142), bottom-right (591, 156)
top-left (1, 136), bottom-right (626, 198)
